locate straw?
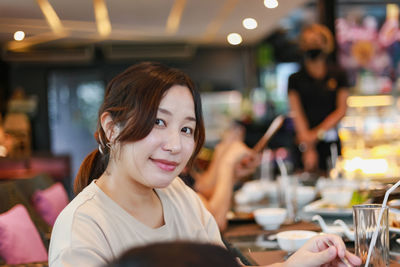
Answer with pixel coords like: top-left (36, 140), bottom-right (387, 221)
top-left (276, 157), bottom-right (288, 177)
top-left (365, 179), bottom-right (400, 267)
top-left (277, 157), bottom-right (294, 220)
top-left (260, 149), bottom-right (272, 182)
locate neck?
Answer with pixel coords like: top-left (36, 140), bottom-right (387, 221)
top-left (97, 170), bottom-right (165, 227)
top-left (305, 60), bottom-right (327, 80)
top-left (97, 168), bottom-right (155, 205)
top-left (95, 160), bottom-right (165, 229)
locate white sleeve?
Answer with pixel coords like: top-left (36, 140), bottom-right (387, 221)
top-left (49, 210), bottom-right (113, 267)
top-left (204, 210), bottom-right (225, 247)
top-left (175, 178), bottom-right (225, 247)
top-left (50, 247), bottom-right (108, 267)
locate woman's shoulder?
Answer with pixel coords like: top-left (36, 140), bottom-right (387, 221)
top-left (49, 181), bottom-right (110, 263)
top-left (289, 68), bottom-right (307, 80)
top-left (52, 182), bottom-right (105, 234)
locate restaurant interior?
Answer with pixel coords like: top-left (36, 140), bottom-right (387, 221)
top-left (1, 0), bottom-right (400, 266)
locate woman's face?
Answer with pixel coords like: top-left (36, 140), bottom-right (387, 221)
top-left (301, 29), bottom-right (326, 51)
top-left (305, 56), bottom-right (327, 79)
top-left (117, 85), bottom-right (196, 188)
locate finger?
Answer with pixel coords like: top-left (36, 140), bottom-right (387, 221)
top-left (315, 237), bottom-right (329, 252)
top-left (312, 246), bottom-right (337, 266)
top-left (240, 151), bottom-right (257, 166)
top-left (336, 262), bottom-right (348, 267)
top-left (345, 250), bottom-right (362, 266)
top-left (322, 234), bottom-right (347, 258)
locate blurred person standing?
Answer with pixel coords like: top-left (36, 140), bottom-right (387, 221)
top-left (288, 24), bottom-right (349, 175)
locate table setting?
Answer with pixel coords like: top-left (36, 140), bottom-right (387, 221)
top-left (223, 176), bottom-right (400, 266)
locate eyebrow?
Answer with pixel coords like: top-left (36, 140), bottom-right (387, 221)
top-left (158, 108), bottom-right (196, 122)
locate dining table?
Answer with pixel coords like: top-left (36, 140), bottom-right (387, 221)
top-left (222, 209), bottom-right (400, 266)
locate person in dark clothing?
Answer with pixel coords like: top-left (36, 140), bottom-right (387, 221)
top-left (105, 241), bottom-right (241, 267)
top-left (288, 24), bottom-right (349, 174)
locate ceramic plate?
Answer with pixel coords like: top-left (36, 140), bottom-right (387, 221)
top-left (303, 199), bottom-right (353, 217)
top-left (226, 210), bottom-right (254, 222)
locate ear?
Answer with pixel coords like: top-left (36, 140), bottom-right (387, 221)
top-left (100, 112), bottom-right (119, 143)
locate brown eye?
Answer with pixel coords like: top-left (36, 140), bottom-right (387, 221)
top-left (181, 127), bottom-right (193, 135)
top-left (155, 118), bottom-right (166, 126)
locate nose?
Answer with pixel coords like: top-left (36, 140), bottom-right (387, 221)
top-left (162, 129), bottom-right (182, 154)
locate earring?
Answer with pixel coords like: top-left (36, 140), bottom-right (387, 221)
top-left (106, 142), bottom-right (112, 150)
top-left (98, 144), bottom-right (104, 155)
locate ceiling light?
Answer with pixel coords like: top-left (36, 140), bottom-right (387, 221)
top-left (264, 0), bottom-right (278, 9)
top-left (227, 33), bottom-right (242, 45)
top-left (14, 31), bottom-right (25, 41)
top-left (166, 0), bottom-right (187, 34)
top-left (243, 18), bottom-right (257, 30)
top-left (36, 0), bottom-right (65, 34)
top-left (347, 95), bottom-right (393, 107)
top-left (93, 0), bottom-right (112, 37)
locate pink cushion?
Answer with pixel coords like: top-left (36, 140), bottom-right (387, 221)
top-left (0, 204), bottom-right (48, 264)
top-left (32, 182), bottom-right (69, 226)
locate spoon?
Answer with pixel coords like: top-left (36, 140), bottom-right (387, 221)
top-left (312, 215), bottom-right (345, 236)
top-left (324, 239), bottom-right (352, 267)
top-left (333, 219), bottom-right (355, 241)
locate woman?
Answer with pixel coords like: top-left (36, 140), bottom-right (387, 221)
top-left (288, 24), bottom-right (349, 174)
top-left (49, 62), bottom-right (360, 267)
top-left (190, 124), bottom-right (261, 232)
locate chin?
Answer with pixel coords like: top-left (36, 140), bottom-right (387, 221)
top-left (152, 175), bottom-right (177, 189)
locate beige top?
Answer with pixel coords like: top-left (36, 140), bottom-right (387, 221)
top-left (48, 178), bottom-right (223, 267)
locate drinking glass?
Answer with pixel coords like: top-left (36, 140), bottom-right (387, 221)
top-left (277, 175), bottom-right (298, 224)
top-left (353, 204), bottom-right (389, 267)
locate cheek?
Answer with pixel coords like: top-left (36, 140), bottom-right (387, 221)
top-left (183, 139), bottom-right (196, 159)
top-left (137, 132), bottom-right (160, 151)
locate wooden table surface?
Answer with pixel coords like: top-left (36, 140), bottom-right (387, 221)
top-left (224, 220), bottom-right (400, 266)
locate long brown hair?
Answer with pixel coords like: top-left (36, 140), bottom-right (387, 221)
top-left (74, 62), bottom-right (205, 194)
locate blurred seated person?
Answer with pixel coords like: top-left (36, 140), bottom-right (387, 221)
top-left (288, 23), bottom-right (349, 175)
top-left (105, 241), bottom-right (240, 267)
top-left (106, 237), bottom-right (361, 267)
top-left (181, 123), bottom-right (261, 231)
top-left (0, 114), bottom-right (12, 157)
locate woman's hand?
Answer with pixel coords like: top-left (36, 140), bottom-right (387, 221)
top-left (221, 141), bottom-right (253, 167)
top-left (285, 234), bottom-right (362, 267)
top-left (234, 152), bottom-right (261, 182)
top-left (213, 124), bottom-right (246, 163)
top-left (297, 129), bottom-right (317, 144)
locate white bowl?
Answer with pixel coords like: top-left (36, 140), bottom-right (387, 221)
top-left (296, 186), bottom-right (316, 206)
top-left (321, 187), bottom-right (354, 207)
top-left (277, 230), bottom-right (318, 252)
top-left (234, 189), bottom-right (265, 205)
top-left (253, 208), bottom-right (287, 230)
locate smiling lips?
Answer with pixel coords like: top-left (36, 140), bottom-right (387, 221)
top-left (151, 158), bottom-right (179, 172)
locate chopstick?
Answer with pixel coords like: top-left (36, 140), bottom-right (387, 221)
top-left (252, 115), bottom-right (285, 153)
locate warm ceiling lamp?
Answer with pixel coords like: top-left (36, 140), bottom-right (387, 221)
top-left (166, 0), bottom-right (187, 34)
top-left (36, 0), bottom-right (65, 34)
top-left (264, 0), bottom-right (278, 9)
top-left (242, 18), bottom-right (257, 30)
top-left (227, 33), bottom-right (242, 45)
top-left (347, 95), bottom-right (393, 107)
top-left (14, 31), bottom-right (25, 41)
top-left (93, 0), bottom-right (112, 37)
